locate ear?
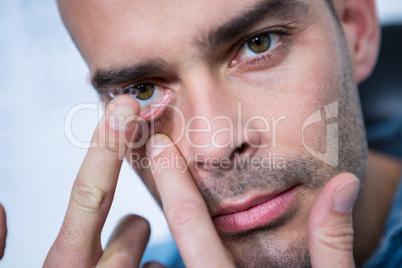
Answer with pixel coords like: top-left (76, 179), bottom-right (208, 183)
top-left (333, 0), bottom-right (380, 83)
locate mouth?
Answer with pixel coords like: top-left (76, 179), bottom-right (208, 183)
top-left (211, 185), bottom-right (300, 233)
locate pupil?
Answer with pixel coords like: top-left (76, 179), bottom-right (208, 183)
top-left (138, 85), bottom-right (147, 92)
top-left (253, 37), bottom-right (263, 46)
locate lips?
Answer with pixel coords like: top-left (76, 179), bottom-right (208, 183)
top-left (212, 186), bottom-right (299, 233)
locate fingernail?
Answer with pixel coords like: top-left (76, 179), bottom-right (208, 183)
top-left (334, 175), bottom-right (360, 213)
top-left (146, 135), bottom-right (168, 159)
top-left (107, 103), bottom-right (137, 131)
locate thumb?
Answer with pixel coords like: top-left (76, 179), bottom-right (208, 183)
top-left (308, 173), bottom-right (360, 268)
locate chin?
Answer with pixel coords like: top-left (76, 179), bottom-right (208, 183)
top-left (222, 225), bottom-right (312, 268)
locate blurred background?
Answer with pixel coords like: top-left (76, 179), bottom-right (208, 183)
top-left (0, 1), bottom-right (401, 267)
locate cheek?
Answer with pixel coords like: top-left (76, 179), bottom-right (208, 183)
top-left (231, 24), bottom-right (343, 155)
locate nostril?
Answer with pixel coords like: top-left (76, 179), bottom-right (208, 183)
top-left (230, 143), bottom-right (249, 160)
top-left (235, 144), bottom-right (247, 154)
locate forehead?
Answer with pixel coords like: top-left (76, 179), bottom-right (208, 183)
top-left (59, 0), bottom-right (320, 71)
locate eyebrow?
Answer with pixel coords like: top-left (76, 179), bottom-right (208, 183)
top-left (92, 60), bottom-right (172, 92)
top-left (92, 0), bottom-right (309, 90)
top-left (202, 0), bottom-right (309, 51)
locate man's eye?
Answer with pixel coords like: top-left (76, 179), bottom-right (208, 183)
top-left (109, 83), bottom-right (169, 119)
top-left (239, 33), bottom-right (280, 58)
top-left (128, 84), bottom-right (155, 100)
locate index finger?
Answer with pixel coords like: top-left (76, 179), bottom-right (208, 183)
top-left (146, 134), bottom-right (233, 267)
top-left (45, 95), bottom-right (140, 267)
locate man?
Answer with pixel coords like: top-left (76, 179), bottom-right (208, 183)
top-left (44, 0), bottom-right (401, 267)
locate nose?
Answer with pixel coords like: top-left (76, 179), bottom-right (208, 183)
top-left (178, 69), bottom-right (263, 170)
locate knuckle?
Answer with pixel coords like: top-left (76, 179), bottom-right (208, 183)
top-left (315, 223), bottom-right (354, 252)
top-left (71, 180), bottom-right (108, 215)
top-left (165, 200), bottom-right (201, 231)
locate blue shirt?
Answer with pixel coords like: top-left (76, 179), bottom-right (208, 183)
top-left (362, 177), bottom-right (402, 268)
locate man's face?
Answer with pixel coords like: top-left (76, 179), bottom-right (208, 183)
top-left (60, 0), bottom-right (368, 266)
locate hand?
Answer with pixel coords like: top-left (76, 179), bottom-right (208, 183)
top-left (146, 134), bottom-right (360, 267)
top-left (44, 95), bottom-right (162, 267)
top-left (0, 203), bottom-right (6, 260)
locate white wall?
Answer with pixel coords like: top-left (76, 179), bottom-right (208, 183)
top-left (378, 0), bottom-right (402, 24)
top-left (0, 1), bottom-right (401, 267)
